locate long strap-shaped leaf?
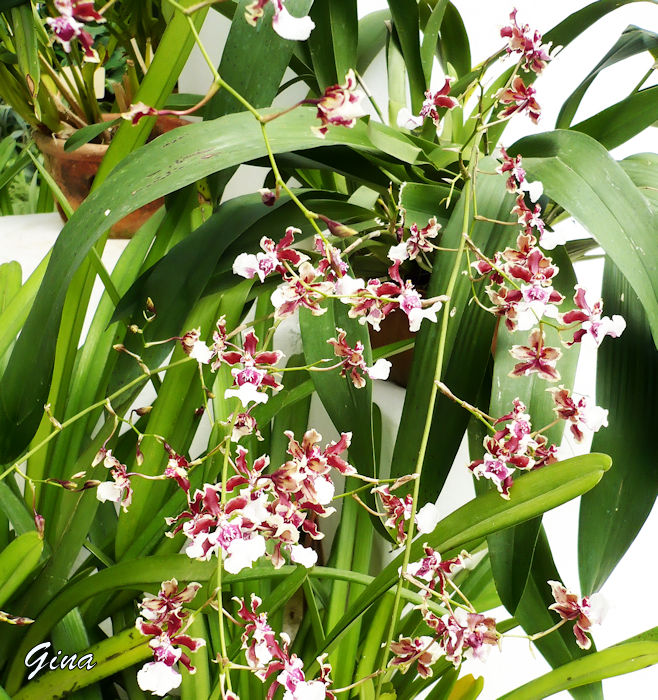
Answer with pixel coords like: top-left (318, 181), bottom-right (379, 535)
top-left (512, 129), bottom-right (658, 347)
top-left (500, 640), bottom-right (658, 700)
top-left (578, 257), bottom-right (658, 594)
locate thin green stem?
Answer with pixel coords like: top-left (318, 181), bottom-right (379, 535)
top-left (0, 357), bottom-right (192, 482)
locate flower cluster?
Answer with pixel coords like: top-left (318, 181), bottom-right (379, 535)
top-left (235, 594), bottom-right (334, 699)
top-left (468, 398), bottom-right (557, 498)
top-left (245, 0), bottom-right (315, 42)
top-left (473, 231), bottom-right (564, 335)
top-left (393, 547), bottom-right (499, 676)
top-left (548, 581), bottom-right (606, 650)
top-left (47, 0), bottom-right (104, 59)
top-left (135, 579), bottom-right (206, 696)
top-left (496, 9), bottom-right (551, 123)
top-left (233, 227), bottom-right (445, 333)
top-left (166, 430), bottom-right (355, 573)
top-left (500, 9), bottom-right (552, 74)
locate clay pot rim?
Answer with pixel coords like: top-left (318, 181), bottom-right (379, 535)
top-left (33, 113), bottom-right (190, 161)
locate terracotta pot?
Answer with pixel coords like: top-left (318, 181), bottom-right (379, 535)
top-left (369, 311), bottom-right (415, 387)
top-left (33, 114), bottom-right (188, 238)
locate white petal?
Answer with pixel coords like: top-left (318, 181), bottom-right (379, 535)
top-left (588, 592), bottom-right (608, 625)
top-left (272, 5), bottom-right (315, 41)
top-left (224, 535), bottom-right (266, 574)
top-left (387, 242), bottom-right (409, 262)
top-left (521, 179), bottom-right (544, 202)
top-left (608, 314), bottom-right (626, 338)
top-left (366, 358), bottom-right (392, 381)
top-left (581, 405), bottom-right (608, 432)
top-left (415, 502), bottom-right (441, 534)
top-left (334, 274), bottom-right (365, 299)
top-left (396, 107), bottom-right (424, 130)
top-left (233, 253), bottom-right (259, 279)
top-left (407, 301), bottom-right (441, 332)
top-left (225, 383), bottom-right (268, 408)
top-left (96, 481), bottom-right (122, 504)
top-left (313, 475), bottom-right (335, 505)
top-left (137, 662), bottom-right (182, 697)
top-left (539, 228), bottom-right (568, 250)
top-left (189, 340), bottom-right (213, 365)
top-left (290, 544), bottom-right (318, 569)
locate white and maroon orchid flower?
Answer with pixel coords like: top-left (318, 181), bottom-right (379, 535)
top-left (501, 9), bottom-right (552, 74)
top-left (390, 636), bottom-right (442, 678)
top-left (548, 581), bottom-right (606, 650)
top-left (470, 454), bottom-right (516, 499)
top-left (54, 0), bottom-right (104, 23)
top-left (327, 328), bottom-right (391, 388)
top-left (271, 262), bottom-right (334, 320)
top-left (139, 579), bottom-right (201, 627)
top-left (407, 544), bottom-right (463, 597)
top-left (515, 283), bottom-right (562, 331)
top-left (305, 70), bottom-right (366, 139)
top-left (222, 330), bottom-right (283, 407)
top-left (179, 328), bottom-right (213, 365)
top-left (372, 484), bottom-right (413, 544)
top-left (233, 227), bottom-right (308, 283)
top-left (96, 450), bottom-right (133, 512)
top-left (46, 14), bottom-right (96, 58)
top-left (396, 107), bottom-right (425, 130)
top-left (509, 328), bottom-right (561, 381)
top-left (498, 76), bottom-right (542, 123)
top-left (497, 147), bottom-right (526, 193)
top-left (245, 0), bottom-right (315, 41)
top-left (562, 286), bottom-right (626, 348)
top-left (548, 386), bottom-right (608, 442)
top-left (419, 79), bottom-right (459, 127)
top-left (389, 217), bottom-right (440, 262)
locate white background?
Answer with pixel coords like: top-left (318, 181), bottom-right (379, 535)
top-left (1, 1), bottom-right (656, 698)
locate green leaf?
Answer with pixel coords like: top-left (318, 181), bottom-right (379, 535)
top-left (0, 482), bottom-right (36, 535)
top-left (500, 641), bottom-right (658, 700)
top-left (388, 0), bottom-right (427, 111)
top-left (357, 9), bottom-right (391, 75)
top-left (12, 626), bottom-right (151, 700)
top-left (437, 3), bottom-right (471, 77)
top-left (9, 2), bottom-right (39, 109)
top-left (511, 129), bottom-right (658, 347)
top-left (0, 531), bottom-right (43, 608)
top-left (556, 25), bottom-right (658, 129)
top-left (319, 453), bottom-right (611, 657)
top-left (63, 119), bottom-right (121, 153)
top-left (308, 0), bottom-right (357, 88)
top-left (544, 1), bottom-right (658, 56)
top-left (570, 85), bottom-right (658, 150)
top-left (579, 256), bottom-right (658, 593)
top-left (420, 0), bottom-right (449, 84)
top-left (619, 152), bottom-right (658, 210)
